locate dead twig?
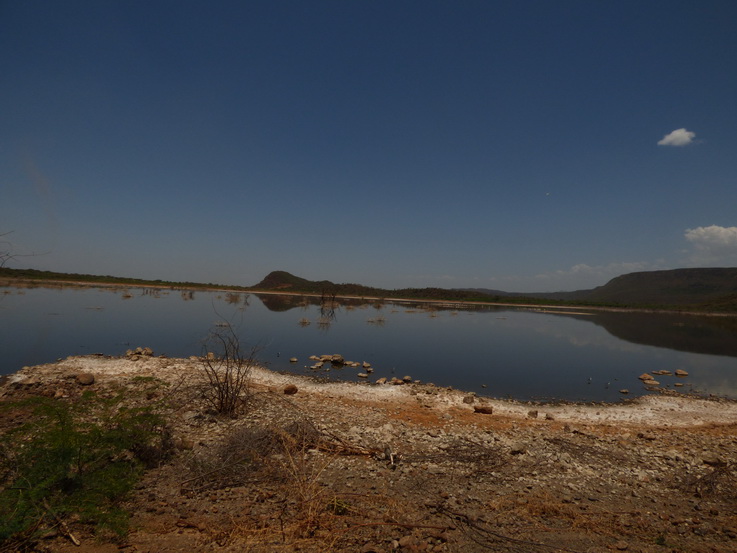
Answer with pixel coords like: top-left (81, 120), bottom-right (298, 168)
top-left (42, 499), bottom-right (80, 546)
top-left (437, 505), bottom-right (588, 553)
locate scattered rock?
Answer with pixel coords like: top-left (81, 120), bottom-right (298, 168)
top-left (398, 535), bottom-right (414, 548)
top-left (283, 384), bottom-right (298, 395)
top-left (126, 346), bottom-right (154, 358)
top-left (473, 405), bottom-right (494, 415)
top-left (462, 395), bottom-right (475, 404)
top-left (643, 379), bottom-right (660, 386)
top-left (527, 410), bottom-right (538, 419)
top-left (703, 454), bottom-right (726, 467)
top-left (619, 389), bottom-right (629, 394)
top-left (675, 369), bottom-right (689, 377)
top-left (289, 357), bottom-right (298, 363)
top-left (615, 540), bottom-right (629, 550)
top-left (75, 373), bottom-right (95, 386)
top-left (638, 373), bottom-right (652, 380)
top-left (402, 375), bottom-right (413, 383)
top-left (509, 443), bottom-right (527, 455)
top-left (375, 377), bottom-right (387, 385)
top-left (174, 437), bottom-right (195, 450)
top-left (357, 373), bottom-right (369, 378)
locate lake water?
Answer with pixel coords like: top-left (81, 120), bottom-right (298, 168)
top-left (3, 284), bottom-right (737, 402)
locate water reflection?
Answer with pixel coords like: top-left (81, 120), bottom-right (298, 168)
top-left (577, 311), bottom-right (737, 357)
top-left (2, 286), bottom-right (737, 402)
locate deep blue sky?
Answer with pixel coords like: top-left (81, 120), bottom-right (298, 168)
top-left (3, 1), bottom-right (736, 292)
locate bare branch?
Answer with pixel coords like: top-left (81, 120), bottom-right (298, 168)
top-left (199, 324), bottom-right (258, 416)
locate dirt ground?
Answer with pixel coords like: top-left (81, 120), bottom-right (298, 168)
top-left (2, 354), bottom-right (737, 553)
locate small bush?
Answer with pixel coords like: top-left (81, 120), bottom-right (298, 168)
top-left (0, 391), bottom-right (171, 545)
top-left (200, 325), bottom-right (258, 416)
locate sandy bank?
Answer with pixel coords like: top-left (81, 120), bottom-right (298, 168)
top-left (6, 355), bottom-right (736, 429)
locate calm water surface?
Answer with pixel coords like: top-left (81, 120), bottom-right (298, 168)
top-left (2, 285), bottom-right (737, 402)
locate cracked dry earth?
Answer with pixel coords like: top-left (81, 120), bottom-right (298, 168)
top-left (3, 354), bottom-right (737, 553)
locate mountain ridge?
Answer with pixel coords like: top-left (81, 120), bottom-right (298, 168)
top-left (253, 268), bottom-right (737, 311)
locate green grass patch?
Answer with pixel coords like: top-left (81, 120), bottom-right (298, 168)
top-left (0, 390), bottom-right (172, 545)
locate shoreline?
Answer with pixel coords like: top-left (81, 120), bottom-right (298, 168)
top-left (3, 277), bottom-right (736, 318)
top-left (6, 354), bottom-right (737, 427)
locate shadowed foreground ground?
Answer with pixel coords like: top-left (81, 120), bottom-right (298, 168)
top-left (2, 354), bottom-right (737, 552)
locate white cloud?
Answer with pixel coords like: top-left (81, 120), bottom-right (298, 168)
top-left (657, 128), bottom-right (696, 146)
top-left (684, 225), bottom-right (737, 264)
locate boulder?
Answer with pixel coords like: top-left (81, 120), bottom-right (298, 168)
top-left (283, 384), bottom-right (298, 395)
top-left (473, 405), bottom-right (494, 415)
top-left (75, 373), bottom-right (95, 386)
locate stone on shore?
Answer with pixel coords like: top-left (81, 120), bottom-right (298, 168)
top-left (75, 373), bottom-right (95, 386)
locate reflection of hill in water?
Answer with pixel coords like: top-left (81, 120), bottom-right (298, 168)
top-left (254, 294), bottom-right (509, 314)
top-left (255, 294), bottom-right (737, 358)
top-left (256, 294), bottom-right (313, 312)
top-left (568, 312), bottom-right (737, 358)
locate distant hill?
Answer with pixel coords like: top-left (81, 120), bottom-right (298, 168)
top-left (251, 271), bottom-right (503, 302)
top-left (465, 268), bottom-right (737, 309)
top-left (252, 271), bottom-right (380, 296)
top-left (582, 268), bottom-right (737, 307)
top-left (254, 268), bottom-right (737, 311)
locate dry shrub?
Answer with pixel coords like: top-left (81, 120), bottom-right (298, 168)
top-left (199, 325), bottom-right (258, 417)
top-left (685, 462), bottom-right (737, 499)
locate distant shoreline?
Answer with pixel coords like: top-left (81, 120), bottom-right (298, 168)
top-left (3, 276), bottom-right (736, 318)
